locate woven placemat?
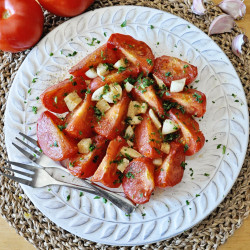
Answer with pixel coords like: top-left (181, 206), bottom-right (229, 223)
top-left (0, 0), bottom-right (249, 249)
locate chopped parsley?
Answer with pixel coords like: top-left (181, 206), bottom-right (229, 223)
top-left (104, 32), bottom-right (107, 37)
top-left (196, 194), bottom-right (200, 197)
top-left (49, 52), bottom-right (54, 56)
top-left (32, 106), bottom-right (37, 114)
top-left (32, 78), bottom-right (38, 83)
top-left (184, 144), bottom-right (189, 152)
top-left (165, 72), bottom-right (171, 77)
top-left (93, 155), bottom-right (99, 163)
top-left (94, 196), bottom-right (100, 199)
top-left (121, 20), bottom-right (127, 27)
top-left (89, 143), bottom-right (96, 152)
top-left (125, 172), bottom-right (135, 179)
top-left (193, 92), bottom-right (203, 103)
top-left (57, 124), bottom-right (67, 131)
top-left (79, 192), bottom-right (83, 197)
top-left (186, 200), bottom-right (190, 205)
top-left (93, 106), bottom-right (104, 121)
top-left (117, 66), bottom-right (126, 73)
top-left (183, 65), bottom-right (189, 68)
top-left (222, 145), bottom-right (226, 154)
top-left (217, 144), bottom-right (222, 149)
top-left (150, 25), bottom-right (154, 29)
top-left (204, 173), bottom-right (210, 177)
top-left (87, 37), bottom-right (99, 46)
top-left (146, 58), bottom-right (153, 65)
top-left (180, 161), bottom-right (187, 169)
top-left (67, 195), bottom-right (70, 201)
top-left (67, 51), bottom-right (77, 57)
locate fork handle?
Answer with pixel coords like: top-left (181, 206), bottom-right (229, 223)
top-left (55, 180), bottom-right (136, 214)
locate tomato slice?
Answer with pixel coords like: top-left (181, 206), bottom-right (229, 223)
top-left (66, 135), bottom-right (109, 178)
top-left (169, 108), bottom-right (205, 156)
top-left (94, 91), bottom-right (130, 140)
top-left (37, 111), bottom-right (78, 161)
top-left (153, 56), bottom-right (198, 87)
top-left (163, 88), bottom-right (206, 117)
top-left (134, 113), bottom-right (163, 159)
top-left (64, 93), bottom-right (95, 139)
top-left (90, 65), bottom-right (139, 91)
top-left (122, 157), bottom-right (155, 204)
top-left (91, 136), bottom-right (127, 188)
top-left (40, 76), bottom-right (86, 114)
top-left (132, 80), bottom-right (165, 117)
top-left (69, 43), bottom-right (118, 78)
top-left (154, 142), bottom-right (185, 188)
top-left (108, 33), bottom-right (154, 75)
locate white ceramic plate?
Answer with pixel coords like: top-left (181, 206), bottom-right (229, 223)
top-left (4, 6), bottom-right (249, 246)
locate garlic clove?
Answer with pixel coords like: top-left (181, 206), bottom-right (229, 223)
top-left (191, 0), bottom-right (206, 16)
top-left (208, 14), bottom-right (235, 36)
top-left (218, 0), bottom-right (246, 20)
top-left (232, 34), bottom-right (248, 57)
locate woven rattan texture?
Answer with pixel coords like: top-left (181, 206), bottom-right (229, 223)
top-left (0, 0), bottom-right (249, 249)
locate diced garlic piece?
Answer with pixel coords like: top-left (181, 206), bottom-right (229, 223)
top-left (91, 86), bottom-right (105, 101)
top-left (127, 140), bottom-right (134, 147)
top-left (77, 138), bottom-right (92, 154)
top-left (162, 119), bottom-right (179, 135)
top-left (127, 101), bottom-right (141, 117)
top-left (130, 116), bottom-right (143, 125)
top-left (149, 109), bottom-right (162, 129)
top-left (114, 58), bottom-right (127, 69)
top-left (96, 63), bottom-right (109, 77)
top-left (125, 125), bottom-right (134, 139)
top-left (153, 158), bottom-right (163, 166)
top-left (153, 74), bottom-right (166, 89)
top-left (85, 68), bottom-right (98, 78)
top-left (96, 99), bottom-right (110, 113)
top-left (124, 82), bottom-right (134, 92)
top-left (120, 147), bottom-right (142, 158)
top-left (103, 83), bottom-right (122, 103)
top-left (140, 102), bottom-right (148, 114)
top-left (161, 143), bottom-right (170, 154)
top-left (117, 158), bottom-right (130, 173)
top-left (170, 78), bottom-right (186, 93)
top-left (64, 92), bottom-right (82, 111)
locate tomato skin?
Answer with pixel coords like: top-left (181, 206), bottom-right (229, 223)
top-left (0, 0), bottom-right (44, 53)
top-left (132, 83), bottom-right (165, 117)
top-left (134, 113), bottom-right (163, 159)
top-left (66, 135), bottom-right (108, 178)
top-left (169, 108), bottom-right (205, 156)
top-left (38, 0), bottom-right (94, 17)
top-left (40, 77), bottom-right (86, 114)
top-left (90, 65), bottom-right (139, 91)
top-left (163, 88), bottom-right (206, 117)
top-left (69, 43), bottom-right (118, 78)
top-left (153, 56), bottom-right (198, 87)
top-left (108, 33), bottom-right (154, 75)
top-left (91, 136), bottom-right (127, 188)
top-left (94, 91), bottom-right (130, 140)
top-left (65, 93), bottom-right (95, 139)
top-left (37, 111), bottom-right (78, 161)
top-left (154, 142), bottom-right (185, 188)
top-left (122, 157), bottom-right (155, 204)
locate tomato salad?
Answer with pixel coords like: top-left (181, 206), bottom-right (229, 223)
top-left (37, 33), bottom-right (206, 204)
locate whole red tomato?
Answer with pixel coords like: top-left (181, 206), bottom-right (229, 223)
top-left (38, 0), bottom-right (94, 17)
top-left (0, 0), bottom-right (44, 53)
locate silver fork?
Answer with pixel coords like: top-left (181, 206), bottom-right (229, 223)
top-left (11, 132), bottom-right (136, 214)
top-left (1, 161), bottom-right (135, 214)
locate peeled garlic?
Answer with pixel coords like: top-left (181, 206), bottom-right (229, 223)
top-left (218, 0), bottom-right (246, 20)
top-left (208, 14), bottom-right (235, 36)
top-left (232, 34), bottom-right (248, 57)
top-left (191, 0), bottom-right (206, 16)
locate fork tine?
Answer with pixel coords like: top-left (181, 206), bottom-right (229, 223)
top-left (12, 142), bottom-right (38, 162)
top-left (19, 132), bottom-right (38, 146)
top-left (0, 172), bottom-right (32, 186)
top-left (1, 166), bottom-right (34, 178)
top-left (15, 137), bottom-right (42, 156)
top-left (6, 161), bottom-right (37, 172)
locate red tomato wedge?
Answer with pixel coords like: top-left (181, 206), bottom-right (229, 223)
top-left (69, 43), bottom-right (118, 78)
top-left (64, 93), bottom-right (95, 139)
top-left (107, 33), bottom-right (154, 75)
top-left (66, 135), bottom-right (108, 178)
top-left (132, 82), bottom-right (165, 117)
top-left (134, 113), bottom-right (163, 159)
top-left (40, 77), bottom-right (86, 114)
top-left (122, 157), bottom-right (155, 204)
top-left (94, 91), bottom-right (130, 140)
top-left (91, 136), bottom-right (127, 188)
top-left (154, 142), bottom-right (185, 188)
top-left (163, 88), bottom-right (206, 117)
top-left (90, 65), bottom-right (139, 91)
top-left (153, 56), bottom-right (198, 87)
top-left (169, 108), bottom-right (205, 156)
top-left (37, 111), bottom-right (78, 161)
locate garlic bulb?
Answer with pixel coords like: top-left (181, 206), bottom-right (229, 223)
top-left (232, 34), bottom-right (248, 57)
top-left (191, 0), bottom-right (206, 16)
top-left (218, 0), bottom-right (246, 20)
top-left (208, 14), bottom-right (235, 35)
